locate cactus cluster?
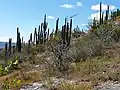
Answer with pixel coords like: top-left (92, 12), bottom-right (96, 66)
top-left (26, 14), bottom-right (73, 50)
top-left (31, 15), bottom-right (49, 45)
top-left (61, 18), bottom-right (72, 46)
top-left (3, 14), bottom-right (73, 57)
top-left (111, 9), bottom-right (120, 20)
top-left (91, 2), bottom-right (120, 30)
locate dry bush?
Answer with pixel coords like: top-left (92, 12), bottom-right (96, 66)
top-left (71, 36), bottom-right (104, 62)
top-left (48, 37), bottom-right (74, 73)
top-left (88, 23), bottom-right (120, 46)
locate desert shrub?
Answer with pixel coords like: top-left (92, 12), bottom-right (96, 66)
top-left (88, 23), bottom-right (120, 46)
top-left (36, 44), bottom-right (45, 53)
top-left (2, 78), bottom-right (21, 90)
top-left (72, 36), bottom-right (104, 62)
top-left (48, 37), bottom-right (74, 73)
top-left (58, 81), bottom-right (92, 90)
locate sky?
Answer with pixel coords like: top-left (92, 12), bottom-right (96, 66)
top-left (0, 0), bottom-right (119, 42)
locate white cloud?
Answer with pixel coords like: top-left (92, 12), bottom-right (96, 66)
top-left (91, 3), bottom-right (116, 11)
top-left (88, 12), bottom-right (108, 20)
top-left (60, 4), bottom-right (74, 9)
top-left (76, 2), bottom-right (83, 7)
top-left (81, 24), bottom-right (87, 26)
top-left (47, 16), bottom-right (55, 20)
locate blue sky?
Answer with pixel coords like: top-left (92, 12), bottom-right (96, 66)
top-left (0, 0), bottom-right (119, 42)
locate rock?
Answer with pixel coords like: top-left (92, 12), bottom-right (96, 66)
top-left (20, 82), bottom-right (48, 90)
top-left (34, 65), bottom-right (40, 68)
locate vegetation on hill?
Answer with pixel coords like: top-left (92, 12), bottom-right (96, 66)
top-left (0, 2), bottom-right (120, 90)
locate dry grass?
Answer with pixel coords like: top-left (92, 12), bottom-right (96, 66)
top-left (67, 56), bottom-right (120, 87)
top-left (0, 70), bottom-right (42, 90)
top-left (57, 81), bottom-right (92, 90)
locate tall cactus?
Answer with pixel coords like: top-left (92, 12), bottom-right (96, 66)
top-left (18, 32), bottom-right (21, 52)
top-left (16, 27), bottom-right (21, 52)
top-left (27, 40), bottom-right (30, 55)
top-left (50, 29), bottom-right (54, 40)
top-left (21, 37), bottom-right (23, 44)
top-left (30, 33), bottom-right (32, 43)
top-left (101, 12), bottom-right (104, 24)
top-left (100, 2), bottom-right (102, 25)
top-left (9, 38), bottom-right (12, 55)
top-left (55, 18), bottom-right (59, 35)
top-left (92, 17), bottom-right (97, 29)
top-left (38, 25), bottom-right (40, 43)
top-left (111, 11), bottom-right (113, 20)
top-left (40, 23), bottom-right (43, 44)
top-left (47, 28), bottom-right (49, 41)
top-left (66, 22), bottom-right (69, 44)
top-left (63, 25), bottom-right (66, 44)
top-left (117, 9), bottom-right (120, 16)
top-left (43, 14), bottom-right (48, 43)
top-left (5, 43), bottom-right (8, 56)
top-left (61, 26), bottom-right (64, 40)
top-left (16, 27), bottom-right (19, 50)
top-left (105, 5), bottom-right (109, 21)
top-left (68, 19), bottom-right (72, 46)
top-left (34, 28), bottom-right (38, 45)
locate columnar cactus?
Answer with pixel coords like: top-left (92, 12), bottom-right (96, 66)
top-left (38, 25), bottom-right (40, 43)
top-left (21, 37), bottom-right (23, 44)
top-left (9, 38), bottom-right (12, 55)
top-left (92, 17), bottom-right (97, 29)
top-left (27, 40), bottom-right (30, 55)
top-left (16, 27), bottom-right (19, 50)
top-left (50, 29), bottom-right (54, 40)
top-left (63, 25), bottom-right (66, 44)
top-left (100, 2), bottom-right (102, 25)
top-left (30, 33), bottom-right (32, 43)
top-left (47, 28), bottom-right (49, 41)
top-left (68, 19), bottom-right (72, 46)
top-left (5, 43), bottom-right (8, 56)
top-left (66, 22), bottom-right (69, 44)
top-left (101, 12), bottom-right (104, 24)
top-left (61, 26), bottom-right (64, 40)
top-left (16, 27), bottom-right (21, 52)
top-left (105, 5), bottom-right (109, 21)
top-left (43, 14), bottom-right (48, 43)
top-left (34, 28), bottom-right (38, 45)
top-left (40, 23), bottom-right (43, 44)
top-left (111, 11), bottom-right (113, 20)
top-left (117, 9), bottom-right (119, 16)
top-left (18, 32), bottom-right (21, 52)
top-left (55, 18), bottom-right (59, 35)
